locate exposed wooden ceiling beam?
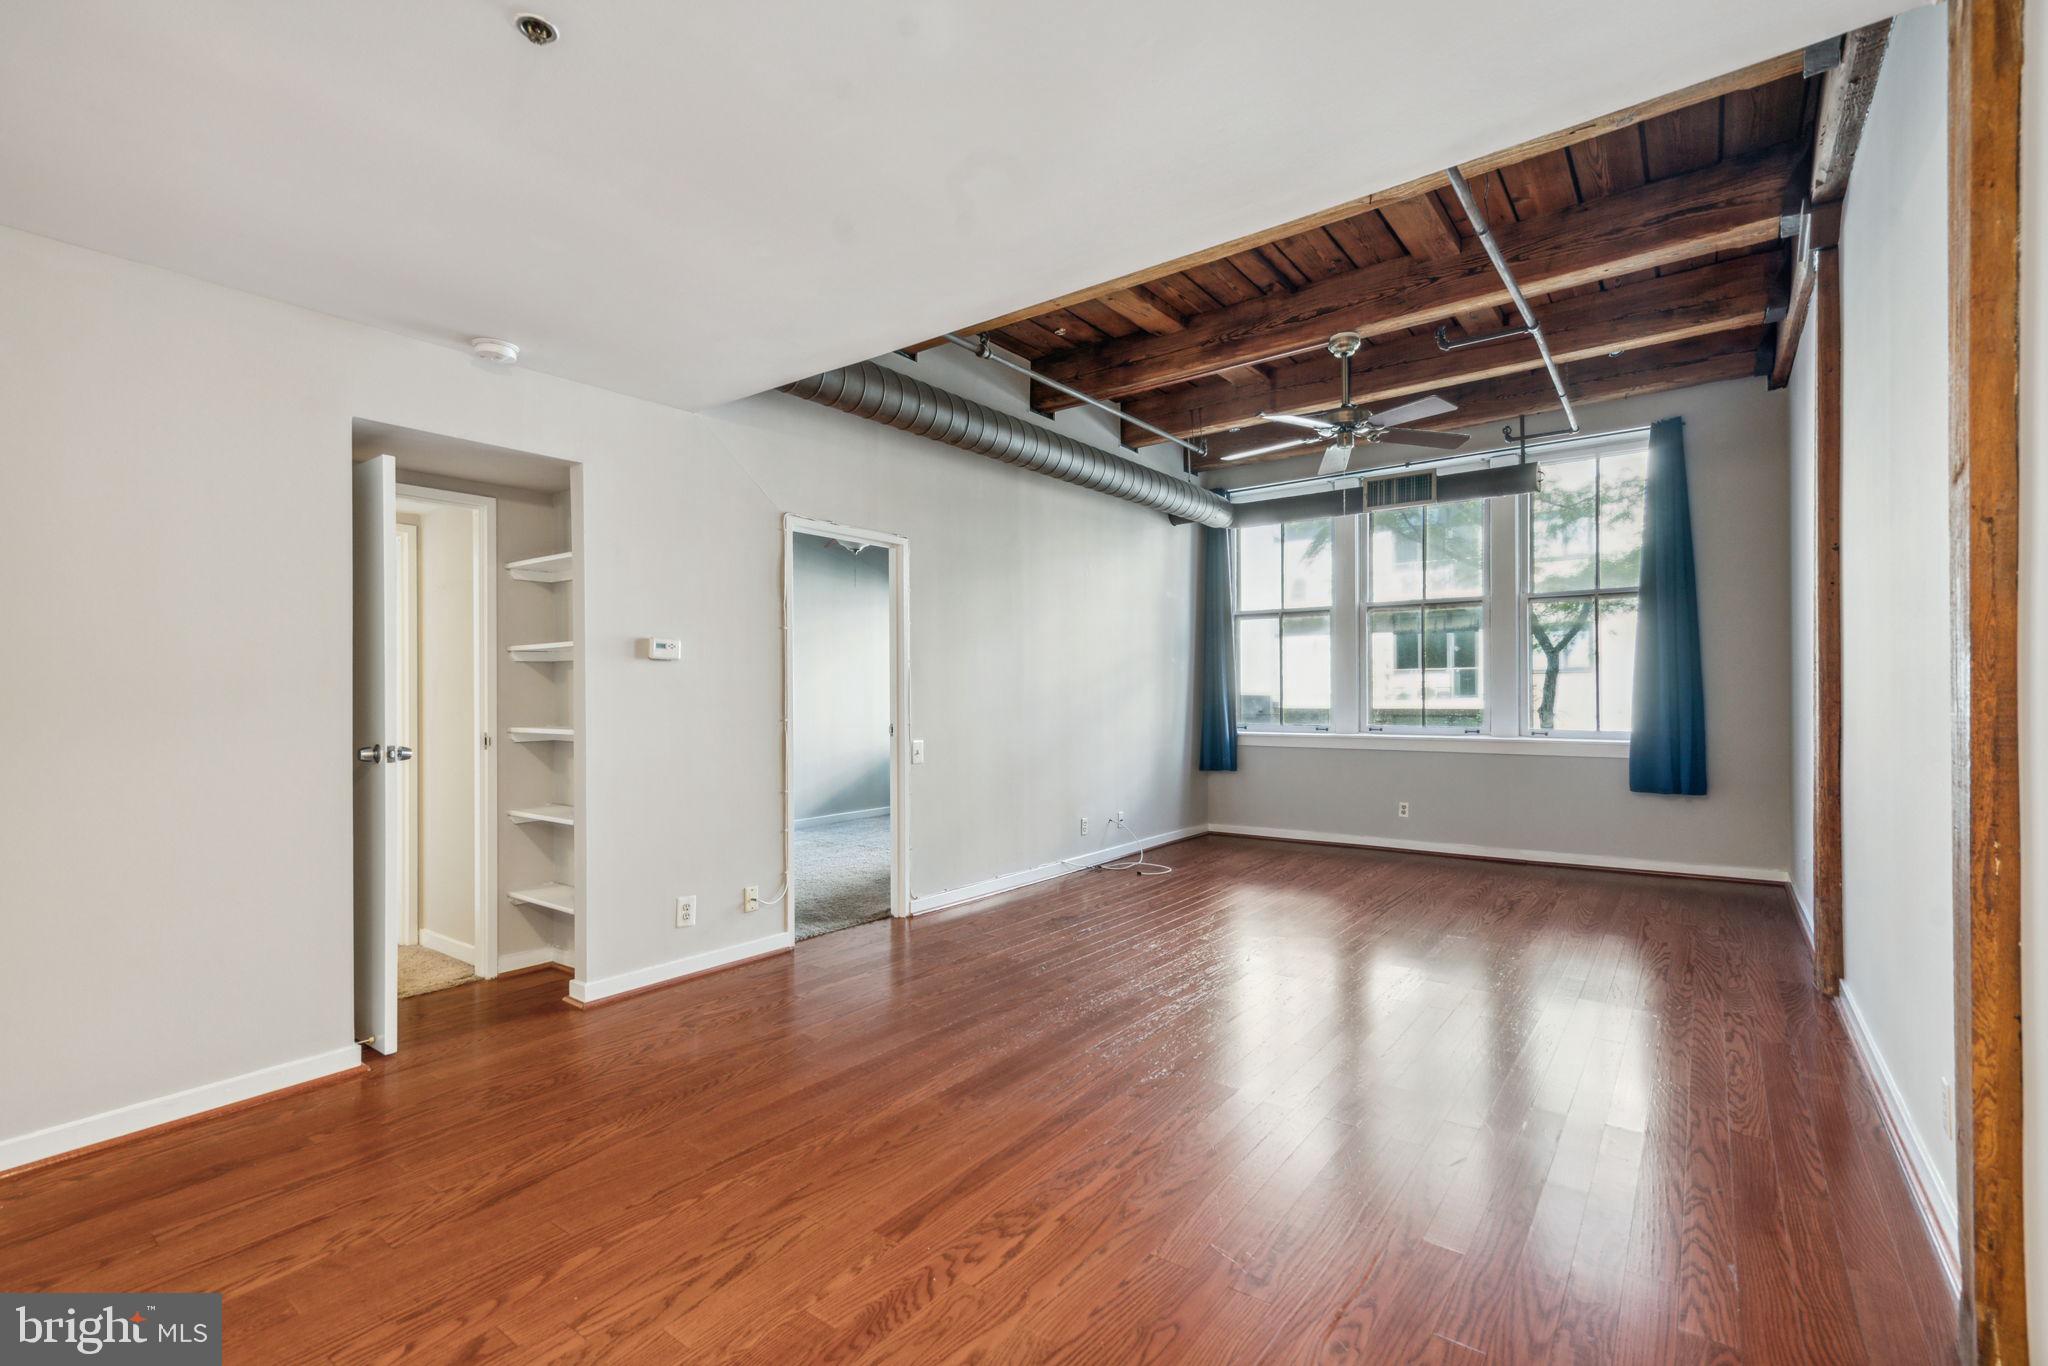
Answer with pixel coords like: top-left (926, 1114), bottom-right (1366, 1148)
top-left (1037, 146), bottom-right (1799, 403)
top-left (1772, 19), bottom-right (1890, 387)
top-left (1121, 254), bottom-right (1780, 444)
top-left (1191, 333), bottom-right (1761, 471)
top-left (942, 50), bottom-right (1807, 342)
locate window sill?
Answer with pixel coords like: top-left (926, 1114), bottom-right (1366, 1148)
top-left (1237, 730), bottom-right (1630, 759)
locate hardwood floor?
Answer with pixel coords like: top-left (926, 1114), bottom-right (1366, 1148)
top-left (2, 836), bottom-right (1957, 1363)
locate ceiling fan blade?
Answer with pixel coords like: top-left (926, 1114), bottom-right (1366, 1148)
top-left (1316, 444), bottom-right (1354, 477)
top-left (1364, 394), bottom-right (1457, 427)
top-left (1216, 433), bottom-right (1323, 463)
top-left (1258, 411), bottom-right (1339, 433)
top-left (1376, 428), bottom-right (1471, 451)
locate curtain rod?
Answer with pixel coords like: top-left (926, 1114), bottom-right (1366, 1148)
top-left (1220, 423), bottom-right (1652, 505)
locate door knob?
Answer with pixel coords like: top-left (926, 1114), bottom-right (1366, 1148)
top-left (357, 745), bottom-right (382, 764)
top-left (386, 745), bottom-right (415, 762)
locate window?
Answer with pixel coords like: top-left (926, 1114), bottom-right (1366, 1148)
top-left (1233, 519), bottom-right (1333, 728)
top-left (1365, 502), bottom-right (1486, 731)
top-left (1524, 447), bottom-right (1645, 735)
top-left (1229, 429), bottom-right (1651, 742)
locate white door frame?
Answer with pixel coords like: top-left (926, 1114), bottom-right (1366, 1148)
top-left (395, 482), bottom-right (501, 977)
top-left (393, 518), bottom-right (421, 947)
top-left (781, 515), bottom-right (911, 932)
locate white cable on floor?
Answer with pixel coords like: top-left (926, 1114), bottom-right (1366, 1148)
top-left (1056, 819), bottom-right (1174, 878)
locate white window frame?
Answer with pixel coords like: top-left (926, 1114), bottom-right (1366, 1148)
top-left (1228, 426), bottom-right (1651, 749)
top-left (1231, 520), bottom-right (1347, 733)
top-left (1517, 439), bottom-right (1646, 741)
top-left (1359, 501), bottom-right (1491, 736)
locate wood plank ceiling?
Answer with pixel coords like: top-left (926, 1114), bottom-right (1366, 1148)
top-left (927, 56), bottom-right (1820, 472)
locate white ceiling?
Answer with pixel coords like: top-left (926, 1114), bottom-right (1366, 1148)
top-left (1, 1), bottom-right (1909, 413)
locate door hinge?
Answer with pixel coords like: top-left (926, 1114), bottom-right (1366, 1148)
top-left (483, 732), bottom-right (493, 749)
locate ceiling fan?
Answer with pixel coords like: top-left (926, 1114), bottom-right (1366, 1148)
top-left (1222, 333), bottom-right (1470, 475)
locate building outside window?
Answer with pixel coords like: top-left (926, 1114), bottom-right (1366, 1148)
top-left (1229, 428), bottom-right (1650, 742)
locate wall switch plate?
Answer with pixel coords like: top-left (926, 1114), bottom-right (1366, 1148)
top-left (1398, 802), bottom-right (1410, 818)
top-left (676, 895), bottom-right (697, 928)
top-left (1079, 816), bottom-right (1089, 835)
top-left (910, 738), bottom-right (925, 764)
top-left (743, 885), bottom-right (759, 914)
top-left (640, 637), bottom-right (682, 661)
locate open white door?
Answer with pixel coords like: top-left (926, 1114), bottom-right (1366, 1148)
top-left (353, 454), bottom-right (402, 1054)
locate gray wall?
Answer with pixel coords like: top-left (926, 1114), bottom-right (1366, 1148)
top-left (0, 224), bottom-right (1203, 1164)
top-left (1207, 377), bottom-right (1794, 880)
top-left (792, 532), bottom-right (891, 821)
top-left (1789, 1), bottom-right (1956, 1240)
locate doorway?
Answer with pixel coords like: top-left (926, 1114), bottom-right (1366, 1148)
top-left (354, 456), bottom-right (499, 1053)
top-left (393, 484), bottom-right (497, 997)
top-left (783, 517), bottom-right (909, 939)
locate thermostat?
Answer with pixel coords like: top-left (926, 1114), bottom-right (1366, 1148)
top-left (640, 637), bottom-right (682, 661)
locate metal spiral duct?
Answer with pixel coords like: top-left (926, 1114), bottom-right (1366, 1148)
top-left (778, 362), bottom-right (1234, 529)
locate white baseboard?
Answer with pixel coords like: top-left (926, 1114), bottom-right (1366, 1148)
top-left (418, 929), bottom-right (476, 965)
top-left (794, 806), bottom-right (889, 831)
top-left (1203, 823), bottom-right (1788, 885)
top-left (909, 824), bottom-right (1209, 916)
top-left (568, 930), bottom-right (793, 1005)
top-left (1834, 983), bottom-right (1962, 1296)
top-left (496, 944), bottom-right (568, 974)
top-left (1788, 879), bottom-right (1816, 947)
top-left (0, 1044), bottom-right (364, 1175)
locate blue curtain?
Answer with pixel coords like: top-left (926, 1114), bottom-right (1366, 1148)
top-left (1629, 417), bottom-right (1708, 794)
top-left (1198, 525), bottom-right (1237, 772)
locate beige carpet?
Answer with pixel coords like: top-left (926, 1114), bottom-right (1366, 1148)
top-left (795, 814), bottom-right (892, 941)
top-left (399, 944), bottom-right (478, 998)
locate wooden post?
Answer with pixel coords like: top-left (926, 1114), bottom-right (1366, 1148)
top-left (1813, 245), bottom-right (1844, 998)
top-left (1949, 0), bottom-right (2027, 1359)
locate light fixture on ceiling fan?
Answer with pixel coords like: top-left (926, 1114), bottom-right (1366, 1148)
top-left (1222, 333), bottom-right (1471, 474)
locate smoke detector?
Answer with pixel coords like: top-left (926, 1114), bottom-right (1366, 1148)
top-left (469, 338), bottom-right (520, 365)
top-left (514, 14), bottom-right (560, 45)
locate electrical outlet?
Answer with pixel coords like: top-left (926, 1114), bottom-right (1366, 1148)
top-left (1943, 1078), bottom-right (1956, 1139)
top-left (675, 894), bottom-right (697, 928)
top-left (1079, 816), bottom-right (1090, 835)
top-left (1115, 810), bottom-right (1126, 828)
top-left (1398, 801), bottom-right (1410, 818)
top-left (743, 885), bottom-right (760, 914)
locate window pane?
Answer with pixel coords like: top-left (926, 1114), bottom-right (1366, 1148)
top-left (1425, 501), bottom-right (1485, 599)
top-left (1280, 613), bottom-right (1332, 727)
top-left (1367, 607), bottom-right (1423, 727)
top-left (1531, 459), bottom-right (1597, 592)
top-left (1369, 509), bottom-right (1424, 602)
top-left (1598, 450), bottom-right (1648, 589)
top-left (1598, 596), bottom-right (1638, 732)
top-left (1528, 597), bottom-right (1597, 732)
top-left (1281, 519), bottom-right (1333, 609)
top-left (1236, 524), bottom-right (1281, 612)
top-left (1423, 604), bottom-right (1485, 730)
top-left (1237, 616), bottom-right (1279, 725)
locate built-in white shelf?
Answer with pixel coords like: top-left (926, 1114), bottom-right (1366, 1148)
top-left (508, 803), bottom-right (576, 827)
top-left (506, 550), bottom-right (574, 583)
top-left (508, 726), bottom-right (574, 743)
top-left (508, 882), bottom-right (576, 916)
top-left (507, 641), bottom-right (573, 662)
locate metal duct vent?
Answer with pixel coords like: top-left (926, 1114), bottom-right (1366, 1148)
top-left (779, 361), bottom-right (1234, 529)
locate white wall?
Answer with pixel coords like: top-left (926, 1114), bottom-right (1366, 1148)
top-left (1786, 0), bottom-right (1957, 1250)
top-left (0, 224), bottom-right (1202, 1166)
top-left (1206, 378), bottom-right (1794, 881)
top-left (792, 533), bottom-right (891, 822)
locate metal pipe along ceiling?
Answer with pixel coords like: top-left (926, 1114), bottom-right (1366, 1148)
top-left (779, 362), bottom-right (1235, 528)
